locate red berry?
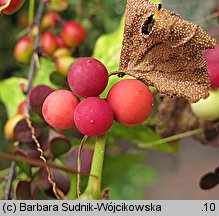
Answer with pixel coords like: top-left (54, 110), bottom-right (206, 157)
top-left (1, 0), bottom-right (25, 15)
top-left (107, 79), bottom-right (154, 126)
top-left (41, 12), bottom-right (61, 31)
top-left (68, 57), bottom-right (108, 98)
top-left (40, 31), bottom-right (58, 56)
top-left (74, 97), bottom-right (114, 136)
top-left (207, 61), bottom-right (219, 89)
top-left (14, 36), bottom-right (34, 64)
top-left (17, 100), bottom-right (27, 115)
top-left (42, 90), bottom-right (79, 129)
top-left (56, 35), bottom-right (68, 48)
top-left (61, 21), bottom-right (86, 47)
top-left (205, 44), bottom-right (219, 63)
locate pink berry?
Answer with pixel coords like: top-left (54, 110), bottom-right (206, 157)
top-left (42, 90), bottom-right (79, 129)
top-left (205, 44), bottom-right (219, 63)
top-left (68, 57), bottom-right (108, 98)
top-left (207, 61), bottom-right (219, 89)
top-left (40, 31), bottom-right (58, 56)
top-left (107, 79), bottom-right (154, 126)
top-left (74, 97), bottom-right (114, 136)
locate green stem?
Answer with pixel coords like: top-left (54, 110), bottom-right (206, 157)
top-left (69, 174), bottom-right (77, 199)
top-left (79, 134), bottom-right (106, 200)
top-left (28, 0), bottom-right (35, 25)
top-left (138, 127), bottom-right (203, 148)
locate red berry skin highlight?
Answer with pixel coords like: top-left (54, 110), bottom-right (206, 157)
top-left (68, 57), bottom-right (109, 98)
top-left (42, 90), bottom-right (79, 129)
top-left (74, 97), bottom-right (114, 136)
top-left (107, 79), bottom-right (154, 126)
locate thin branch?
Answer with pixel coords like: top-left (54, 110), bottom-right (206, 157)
top-left (26, 0), bottom-right (46, 94)
top-left (138, 121), bottom-right (219, 148)
top-left (198, 10), bottom-right (219, 24)
top-left (4, 0), bottom-right (46, 200)
top-left (137, 128), bottom-right (204, 148)
top-left (4, 162), bottom-right (16, 200)
top-left (0, 151), bottom-right (97, 177)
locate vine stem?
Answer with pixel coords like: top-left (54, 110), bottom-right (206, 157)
top-left (25, 112), bottom-right (61, 199)
top-left (77, 135), bottom-right (88, 198)
top-left (138, 127), bottom-right (204, 148)
top-left (79, 135), bottom-right (106, 200)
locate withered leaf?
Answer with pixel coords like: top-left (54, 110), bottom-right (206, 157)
top-left (119, 0), bottom-right (216, 102)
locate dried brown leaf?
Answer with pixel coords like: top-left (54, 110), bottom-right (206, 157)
top-left (119, 0), bottom-right (216, 102)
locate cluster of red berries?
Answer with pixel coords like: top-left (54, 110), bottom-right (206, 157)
top-left (14, 12), bottom-right (86, 76)
top-left (42, 57), bottom-right (154, 136)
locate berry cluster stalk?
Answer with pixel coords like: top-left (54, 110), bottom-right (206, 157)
top-left (79, 135), bottom-right (106, 200)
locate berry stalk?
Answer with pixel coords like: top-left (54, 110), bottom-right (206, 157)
top-left (28, 0), bottom-right (35, 25)
top-left (79, 134), bottom-right (106, 200)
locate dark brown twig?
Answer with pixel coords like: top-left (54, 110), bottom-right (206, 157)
top-left (0, 151), bottom-right (97, 177)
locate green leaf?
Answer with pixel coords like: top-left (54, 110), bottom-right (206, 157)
top-left (150, 0), bottom-right (162, 3)
top-left (109, 164), bottom-right (158, 199)
top-left (92, 17), bottom-right (124, 72)
top-left (66, 173), bottom-right (77, 199)
top-left (0, 101), bottom-right (12, 160)
top-left (92, 17), bottom-right (129, 98)
top-left (108, 122), bottom-right (180, 153)
top-left (33, 58), bottom-right (58, 89)
top-left (0, 77), bottom-right (27, 117)
top-left (32, 186), bottom-right (48, 200)
top-left (49, 137), bottom-right (71, 158)
top-left (102, 152), bottom-right (145, 188)
top-left (16, 161), bottom-right (32, 177)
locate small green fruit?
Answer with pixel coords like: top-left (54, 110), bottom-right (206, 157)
top-left (14, 36), bottom-right (34, 64)
top-left (190, 89), bottom-right (219, 121)
top-left (53, 48), bottom-right (71, 58)
top-left (56, 56), bottom-right (74, 76)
